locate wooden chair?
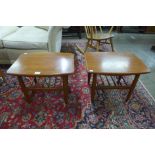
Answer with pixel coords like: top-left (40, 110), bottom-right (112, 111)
top-left (84, 26), bottom-right (114, 52)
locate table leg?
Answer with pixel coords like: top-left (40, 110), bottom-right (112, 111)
top-left (110, 38), bottom-right (114, 52)
top-left (63, 75), bottom-right (69, 105)
top-left (17, 76), bottom-right (31, 103)
top-left (126, 74), bottom-right (140, 101)
top-left (30, 77), bottom-right (37, 98)
top-left (34, 77), bottom-right (37, 84)
top-left (0, 69), bottom-right (5, 82)
top-left (96, 41), bottom-right (100, 51)
top-left (91, 74), bottom-right (97, 102)
top-left (88, 73), bottom-right (91, 84)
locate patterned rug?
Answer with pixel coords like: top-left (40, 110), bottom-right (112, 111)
top-left (63, 39), bottom-right (155, 129)
top-left (0, 39), bottom-right (155, 128)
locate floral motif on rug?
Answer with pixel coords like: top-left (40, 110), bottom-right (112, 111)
top-left (76, 81), bottom-right (155, 128)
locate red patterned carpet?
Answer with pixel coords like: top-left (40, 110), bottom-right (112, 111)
top-left (0, 40), bottom-right (155, 128)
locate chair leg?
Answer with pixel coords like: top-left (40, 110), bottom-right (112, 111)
top-left (110, 38), bottom-right (114, 51)
top-left (85, 40), bottom-right (90, 52)
top-left (75, 44), bottom-right (85, 55)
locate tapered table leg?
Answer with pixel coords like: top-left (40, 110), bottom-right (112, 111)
top-left (96, 41), bottom-right (100, 51)
top-left (30, 77), bottom-right (37, 98)
top-left (0, 69), bottom-right (6, 82)
top-left (63, 75), bottom-right (69, 105)
top-left (17, 76), bottom-right (31, 103)
top-left (110, 38), bottom-right (114, 52)
top-left (88, 73), bottom-right (91, 84)
top-left (34, 77), bottom-right (37, 84)
top-left (91, 74), bottom-right (97, 102)
top-left (126, 74), bottom-right (140, 101)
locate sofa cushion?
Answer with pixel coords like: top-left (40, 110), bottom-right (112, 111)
top-left (0, 26), bottom-right (19, 48)
top-left (2, 26), bottom-right (48, 50)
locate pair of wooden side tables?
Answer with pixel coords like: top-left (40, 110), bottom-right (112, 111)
top-left (7, 51), bottom-right (150, 104)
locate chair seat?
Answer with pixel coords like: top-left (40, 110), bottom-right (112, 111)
top-left (84, 26), bottom-right (114, 52)
top-left (87, 33), bottom-right (114, 40)
top-left (2, 26), bottom-right (48, 50)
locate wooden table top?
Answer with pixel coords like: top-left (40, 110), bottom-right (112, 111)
top-left (85, 52), bottom-right (150, 75)
top-left (7, 52), bottom-right (74, 76)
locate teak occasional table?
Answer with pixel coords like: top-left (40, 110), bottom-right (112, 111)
top-left (85, 52), bottom-right (150, 102)
top-left (7, 52), bottom-right (74, 104)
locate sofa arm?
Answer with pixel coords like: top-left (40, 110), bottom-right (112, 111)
top-left (48, 26), bottom-right (62, 52)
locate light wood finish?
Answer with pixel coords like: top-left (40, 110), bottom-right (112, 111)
top-left (85, 52), bottom-right (150, 102)
top-left (7, 52), bottom-right (74, 104)
top-left (0, 69), bottom-right (5, 82)
top-left (84, 26), bottom-right (114, 52)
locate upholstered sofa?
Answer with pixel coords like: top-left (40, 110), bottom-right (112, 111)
top-left (0, 26), bottom-right (62, 64)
